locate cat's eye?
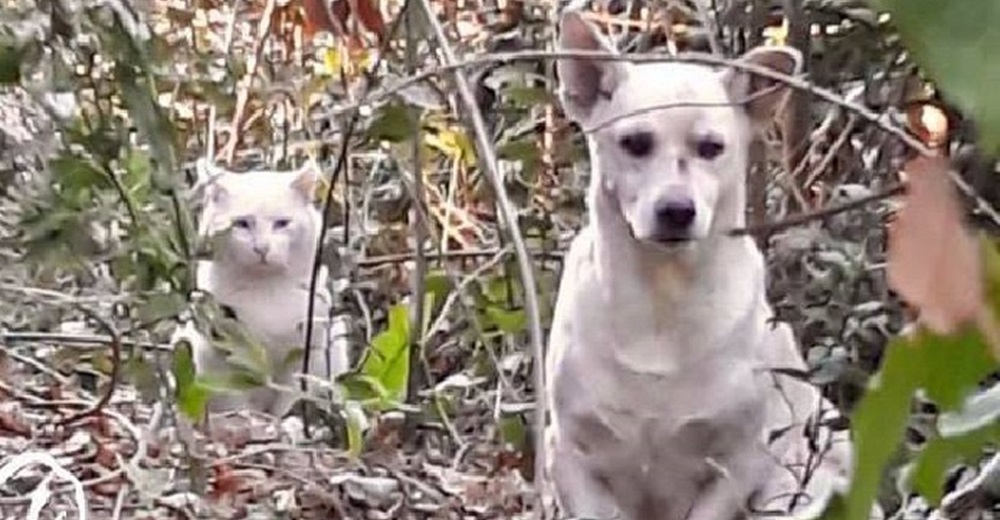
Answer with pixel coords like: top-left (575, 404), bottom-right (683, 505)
top-left (618, 131), bottom-right (655, 158)
top-left (694, 137), bottom-right (725, 160)
top-left (273, 218), bottom-right (291, 230)
top-left (232, 217), bottom-right (252, 230)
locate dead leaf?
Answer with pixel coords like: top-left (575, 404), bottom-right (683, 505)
top-left (906, 102), bottom-right (951, 152)
top-left (210, 464), bottom-right (243, 501)
top-left (887, 155), bottom-right (983, 334)
top-left (0, 404), bottom-right (31, 437)
top-left (351, 0), bottom-right (386, 42)
top-left (301, 0), bottom-right (344, 37)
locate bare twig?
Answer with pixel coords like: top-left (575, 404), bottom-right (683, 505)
top-left (404, 0), bottom-right (429, 446)
top-left (220, 0), bottom-right (276, 164)
top-left (416, 0), bottom-right (549, 498)
top-left (730, 183), bottom-right (905, 238)
top-left (57, 308), bottom-right (123, 426)
top-left (300, 0), bottom-right (411, 432)
top-left (321, 48), bottom-right (1000, 227)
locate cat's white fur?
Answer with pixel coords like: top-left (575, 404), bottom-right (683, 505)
top-left (174, 159), bottom-right (349, 417)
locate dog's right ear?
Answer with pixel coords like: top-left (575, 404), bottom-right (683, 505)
top-left (556, 11), bottom-right (627, 122)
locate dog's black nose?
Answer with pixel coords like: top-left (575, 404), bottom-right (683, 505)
top-left (655, 199), bottom-right (697, 230)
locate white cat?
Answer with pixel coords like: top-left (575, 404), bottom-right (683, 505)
top-left (173, 158), bottom-right (349, 417)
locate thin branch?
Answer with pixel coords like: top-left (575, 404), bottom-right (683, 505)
top-left (729, 183), bottom-right (905, 238)
top-left (404, 0), bottom-right (429, 446)
top-left (56, 308), bottom-right (123, 426)
top-left (415, 0), bottom-right (548, 505)
top-left (299, 0), bottom-right (411, 432)
top-left (320, 48), bottom-right (1000, 227)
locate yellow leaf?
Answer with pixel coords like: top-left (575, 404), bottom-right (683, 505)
top-left (425, 126), bottom-right (477, 167)
top-left (322, 47), bottom-right (342, 76)
top-left (763, 17), bottom-right (789, 46)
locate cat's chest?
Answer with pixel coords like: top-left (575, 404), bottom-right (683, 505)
top-left (224, 288), bottom-right (311, 343)
top-left (200, 267), bottom-right (323, 346)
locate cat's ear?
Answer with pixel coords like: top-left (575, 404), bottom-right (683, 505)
top-left (290, 158), bottom-right (322, 203)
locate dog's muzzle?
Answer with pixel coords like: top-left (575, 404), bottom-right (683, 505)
top-left (651, 198), bottom-right (696, 243)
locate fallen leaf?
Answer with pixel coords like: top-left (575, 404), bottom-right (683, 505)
top-left (887, 155), bottom-right (983, 334)
top-left (351, 0), bottom-right (386, 42)
top-left (210, 464), bottom-right (243, 501)
top-left (0, 404), bottom-right (31, 437)
top-left (300, 0), bottom-right (345, 37)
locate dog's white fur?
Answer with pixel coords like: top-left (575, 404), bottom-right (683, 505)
top-left (544, 12), bottom-right (854, 520)
top-left (173, 160), bottom-right (349, 417)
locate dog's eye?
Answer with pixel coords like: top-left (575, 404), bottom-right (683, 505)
top-left (618, 132), bottom-right (655, 158)
top-left (695, 138), bottom-right (725, 160)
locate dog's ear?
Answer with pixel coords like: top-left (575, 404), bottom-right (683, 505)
top-left (721, 46), bottom-right (802, 124)
top-left (556, 10), bottom-right (627, 122)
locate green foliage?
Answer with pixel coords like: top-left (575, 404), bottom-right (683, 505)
top-left (171, 339), bottom-right (210, 421)
top-left (823, 324), bottom-right (999, 520)
top-left (367, 103), bottom-right (416, 143)
top-left (873, 0), bottom-right (1000, 153)
top-left (0, 42), bottom-right (23, 84)
top-left (360, 303), bottom-right (411, 404)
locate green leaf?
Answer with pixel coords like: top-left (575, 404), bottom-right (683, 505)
top-left (367, 103), bottom-right (415, 143)
top-left (361, 304), bottom-right (411, 403)
top-left (872, 0), bottom-right (1000, 152)
top-left (342, 402), bottom-right (367, 458)
top-left (912, 422), bottom-right (1000, 504)
top-left (124, 149), bottom-right (153, 203)
top-left (828, 337), bottom-right (919, 520)
top-left (0, 43), bottom-right (24, 85)
top-left (134, 292), bottom-right (186, 325)
top-left (171, 340), bottom-right (209, 420)
top-left (50, 156), bottom-right (107, 195)
top-left (825, 326), bottom-right (999, 520)
top-left (504, 85), bottom-right (551, 107)
top-left (499, 415), bottom-right (527, 449)
top-left (484, 305), bottom-right (527, 335)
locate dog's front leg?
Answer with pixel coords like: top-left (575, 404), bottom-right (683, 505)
top-left (548, 435), bottom-right (619, 520)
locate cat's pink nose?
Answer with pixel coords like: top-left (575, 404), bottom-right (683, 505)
top-left (253, 243), bottom-right (269, 261)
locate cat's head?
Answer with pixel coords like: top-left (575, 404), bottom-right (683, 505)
top-left (197, 159), bottom-right (323, 276)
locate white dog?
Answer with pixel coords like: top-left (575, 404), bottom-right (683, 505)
top-left (544, 11), bottom-right (855, 520)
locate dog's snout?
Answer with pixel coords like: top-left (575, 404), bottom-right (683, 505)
top-left (655, 199), bottom-right (696, 230)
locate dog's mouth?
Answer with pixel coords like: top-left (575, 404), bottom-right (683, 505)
top-left (626, 224), bottom-right (695, 250)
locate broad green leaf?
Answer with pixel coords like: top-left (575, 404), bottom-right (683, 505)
top-left (823, 336), bottom-right (918, 520)
top-left (342, 402), bottom-right (368, 458)
top-left (171, 340), bottom-right (209, 420)
top-left (499, 415), bottom-right (527, 449)
top-left (361, 304), bottom-right (411, 403)
top-left (134, 292), bottom-right (186, 325)
top-left (50, 156), bottom-right (106, 195)
top-left (504, 85), bottom-right (551, 107)
top-left (367, 103), bottom-right (415, 143)
top-left (485, 306), bottom-right (527, 335)
top-left (124, 149), bottom-right (153, 203)
top-left (872, 0), bottom-right (1000, 152)
top-left (912, 422), bottom-right (1000, 504)
top-left (825, 326), bottom-right (999, 520)
top-left (0, 43), bottom-right (23, 85)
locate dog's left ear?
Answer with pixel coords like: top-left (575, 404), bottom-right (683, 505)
top-left (721, 46), bottom-right (802, 124)
top-left (556, 10), bottom-right (629, 122)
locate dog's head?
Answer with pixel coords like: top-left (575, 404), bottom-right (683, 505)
top-left (556, 11), bottom-right (800, 247)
